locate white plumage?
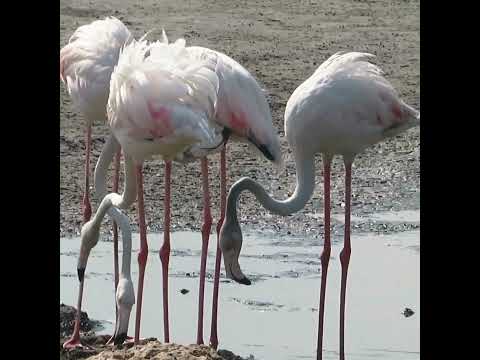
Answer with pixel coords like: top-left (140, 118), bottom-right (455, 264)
top-left (185, 44), bottom-right (282, 166)
top-left (60, 16), bottom-right (134, 350)
top-left (219, 51), bottom-right (420, 359)
top-left (60, 17), bottom-right (132, 122)
top-left (107, 37), bottom-right (221, 162)
top-left (285, 51), bottom-right (419, 159)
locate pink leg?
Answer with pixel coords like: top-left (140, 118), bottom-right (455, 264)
top-left (64, 126), bottom-right (93, 350)
top-left (82, 125), bottom-right (92, 223)
top-left (210, 146), bottom-right (227, 349)
top-left (317, 155), bottom-right (332, 360)
top-left (197, 157), bottom-right (212, 345)
top-left (63, 270), bottom-right (87, 349)
top-left (339, 161), bottom-right (352, 360)
top-left (134, 164), bottom-right (148, 345)
top-left (160, 160), bottom-right (172, 343)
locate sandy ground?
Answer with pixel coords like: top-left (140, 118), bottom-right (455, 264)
top-left (60, 0), bottom-right (420, 239)
top-left (59, 336), bottom-right (249, 360)
top-left (60, 337), bottom-right (248, 360)
top-left (59, 304), bottom-right (250, 359)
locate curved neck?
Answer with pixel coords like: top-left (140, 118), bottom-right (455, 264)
top-left (94, 134), bottom-right (137, 208)
top-left (226, 153), bottom-right (315, 220)
top-left (90, 195), bottom-right (132, 278)
top-left (94, 133), bottom-right (120, 200)
top-left (91, 143), bottom-right (137, 279)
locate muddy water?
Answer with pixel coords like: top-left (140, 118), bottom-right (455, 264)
top-left (60, 210), bottom-right (419, 360)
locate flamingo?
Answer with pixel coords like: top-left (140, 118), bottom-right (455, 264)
top-left (61, 21), bottom-right (282, 348)
top-left (60, 17), bottom-right (133, 349)
top-left (218, 52), bottom-right (420, 360)
top-left (116, 33), bottom-right (283, 345)
top-left (149, 40), bottom-right (283, 347)
top-left (79, 35), bottom-right (222, 345)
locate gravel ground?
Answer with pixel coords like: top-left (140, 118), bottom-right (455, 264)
top-left (59, 304), bottom-right (251, 360)
top-left (60, 0), bottom-right (420, 239)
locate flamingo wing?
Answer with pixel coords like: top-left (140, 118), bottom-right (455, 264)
top-left (60, 17), bottom-right (132, 121)
top-left (108, 37), bottom-right (221, 162)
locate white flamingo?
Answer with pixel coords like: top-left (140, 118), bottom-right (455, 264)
top-left (60, 16), bottom-right (131, 223)
top-left (147, 39), bottom-right (283, 347)
top-left (61, 21), bottom-right (283, 347)
top-left (80, 36), bottom-right (222, 345)
top-left (110, 35), bottom-right (283, 346)
top-left (60, 17), bottom-right (132, 349)
top-left (219, 52), bottom-right (420, 360)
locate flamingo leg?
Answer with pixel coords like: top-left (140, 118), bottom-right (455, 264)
top-left (160, 160), bottom-right (172, 343)
top-left (63, 126), bottom-right (93, 350)
top-left (197, 157), bottom-right (212, 345)
top-left (210, 146), bottom-right (226, 349)
top-left (134, 164), bottom-right (148, 345)
top-left (63, 270), bottom-right (88, 349)
top-left (339, 161), bottom-right (352, 360)
top-left (82, 124), bottom-right (92, 223)
top-left (317, 155), bottom-right (332, 360)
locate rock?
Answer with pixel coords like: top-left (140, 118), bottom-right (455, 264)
top-left (402, 307), bottom-right (415, 317)
top-left (60, 303), bottom-right (98, 338)
top-left (218, 349), bottom-right (255, 360)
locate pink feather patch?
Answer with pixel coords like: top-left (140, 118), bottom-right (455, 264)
top-left (147, 102), bottom-right (173, 138)
top-left (229, 111), bottom-right (248, 134)
top-left (391, 104), bottom-right (403, 123)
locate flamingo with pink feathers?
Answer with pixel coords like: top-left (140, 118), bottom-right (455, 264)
top-left (219, 51), bottom-right (420, 360)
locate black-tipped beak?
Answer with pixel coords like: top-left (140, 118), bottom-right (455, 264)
top-left (247, 135), bottom-right (274, 161)
top-left (113, 332), bottom-right (128, 346)
top-left (229, 263), bottom-right (252, 285)
top-left (77, 268), bottom-right (85, 282)
top-left (233, 275), bottom-right (252, 285)
top-left (256, 143), bottom-right (274, 161)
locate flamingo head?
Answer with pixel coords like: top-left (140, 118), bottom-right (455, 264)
top-left (77, 219), bottom-right (101, 279)
top-left (113, 278), bottom-right (135, 345)
top-left (219, 208), bottom-right (251, 286)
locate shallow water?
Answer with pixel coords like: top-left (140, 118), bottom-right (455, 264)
top-left (60, 210), bottom-right (419, 360)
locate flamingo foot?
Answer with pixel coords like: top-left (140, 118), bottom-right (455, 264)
top-left (63, 336), bottom-right (84, 349)
top-left (62, 336), bottom-right (94, 350)
top-left (106, 334), bottom-right (135, 346)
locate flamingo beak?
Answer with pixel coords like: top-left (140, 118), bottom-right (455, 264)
top-left (113, 304), bottom-right (132, 345)
top-left (247, 133), bottom-right (275, 161)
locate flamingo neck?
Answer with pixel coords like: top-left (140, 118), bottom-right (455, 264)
top-left (226, 151), bottom-right (315, 220)
top-left (94, 133), bottom-right (119, 200)
top-left (91, 145), bottom-right (137, 279)
top-left (90, 195), bottom-right (133, 278)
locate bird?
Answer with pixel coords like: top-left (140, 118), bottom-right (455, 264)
top-left (153, 40), bottom-right (283, 347)
top-left (60, 16), bottom-right (132, 223)
top-left (80, 35), bottom-right (223, 346)
top-left (218, 51), bottom-right (420, 360)
top-left (115, 32), bottom-right (283, 346)
top-left (80, 136), bottom-right (137, 346)
top-left (60, 16), bottom-right (133, 349)
top-left (62, 24), bottom-right (282, 348)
